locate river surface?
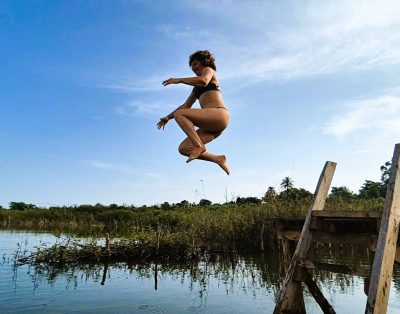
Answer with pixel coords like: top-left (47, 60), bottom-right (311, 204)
top-left (1, 230), bottom-right (399, 313)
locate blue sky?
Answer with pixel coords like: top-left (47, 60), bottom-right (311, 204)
top-left (1, 0), bottom-right (400, 207)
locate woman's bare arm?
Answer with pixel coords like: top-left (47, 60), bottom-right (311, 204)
top-left (157, 91), bottom-right (197, 129)
top-left (162, 67), bottom-right (214, 87)
top-left (165, 92), bottom-right (197, 119)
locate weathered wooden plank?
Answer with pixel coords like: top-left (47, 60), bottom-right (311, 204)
top-left (278, 230), bottom-right (378, 246)
top-left (313, 231), bottom-right (378, 246)
top-left (302, 260), bottom-right (371, 277)
top-left (274, 161), bottom-right (336, 313)
top-left (278, 231), bottom-right (400, 264)
top-left (312, 211), bottom-right (382, 219)
top-left (275, 214), bottom-right (382, 234)
top-left (366, 143), bottom-right (400, 314)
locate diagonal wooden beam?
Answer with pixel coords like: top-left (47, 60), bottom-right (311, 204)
top-left (366, 143), bottom-right (400, 314)
top-left (274, 161), bottom-right (336, 313)
top-left (294, 264), bottom-right (336, 314)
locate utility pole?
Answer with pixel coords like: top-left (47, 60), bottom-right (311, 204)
top-left (200, 179), bottom-right (206, 199)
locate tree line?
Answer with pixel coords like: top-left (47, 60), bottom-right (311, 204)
top-left (1, 161), bottom-right (391, 211)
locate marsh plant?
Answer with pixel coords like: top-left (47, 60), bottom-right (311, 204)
top-left (7, 195), bottom-right (386, 268)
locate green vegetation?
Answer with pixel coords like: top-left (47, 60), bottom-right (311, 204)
top-left (12, 196), bottom-right (385, 266)
top-left (1, 162), bottom-right (390, 241)
top-left (4, 161), bottom-right (390, 265)
top-left (2, 196), bottom-right (385, 262)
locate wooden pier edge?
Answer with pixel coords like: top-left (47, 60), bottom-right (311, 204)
top-left (366, 143), bottom-right (400, 314)
top-left (273, 161), bottom-right (336, 313)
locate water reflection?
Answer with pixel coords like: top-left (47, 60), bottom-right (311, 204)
top-left (1, 231), bottom-right (400, 313)
top-left (26, 255), bottom-right (280, 295)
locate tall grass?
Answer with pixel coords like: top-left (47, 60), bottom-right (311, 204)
top-left (0, 198), bottom-right (385, 256)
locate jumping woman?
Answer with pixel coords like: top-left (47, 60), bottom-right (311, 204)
top-left (157, 50), bottom-right (230, 175)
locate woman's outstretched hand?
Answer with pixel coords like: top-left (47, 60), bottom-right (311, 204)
top-left (162, 78), bottom-right (180, 86)
top-left (157, 117), bottom-right (169, 130)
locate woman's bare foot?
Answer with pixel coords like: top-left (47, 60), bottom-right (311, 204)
top-left (186, 146), bottom-right (206, 163)
top-left (217, 155), bottom-right (230, 175)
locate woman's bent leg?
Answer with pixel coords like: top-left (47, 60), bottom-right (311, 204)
top-left (174, 108), bottom-right (229, 162)
top-left (197, 153), bottom-right (230, 175)
top-left (174, 108), bottom-right (229, 133)
top-left (178, 129), bottom-right (230, 175)
top-left (174, 113), bottom-right (205, 161)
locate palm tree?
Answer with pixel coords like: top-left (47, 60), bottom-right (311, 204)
top-left (280, 176), bottom-right (294, 192)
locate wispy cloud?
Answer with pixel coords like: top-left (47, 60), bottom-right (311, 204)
top-left (86, 159), bottom-right (182, 190)
top-left (116, 100), bottom-right (167, 117)
top-left (323, 95), bottom-right (400, 139)
top-left (87, 160), bottom-right (154, 177)
top-left (98, 1), bottom-right (400, 93)
top-left (354, 149), bottom-right (373, 154)
top-left (100, 75), bottom-right (165, 93)
top-left (157, 24), bottom-right (209, 40)
top-left (89, 161), bottom-right (118, 171)
top-left (180, 0), bottom-right (400, 82)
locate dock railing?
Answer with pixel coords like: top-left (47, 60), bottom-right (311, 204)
top-left (273, 143), bottom-right (400, 314)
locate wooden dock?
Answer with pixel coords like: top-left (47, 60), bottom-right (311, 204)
top-left (273, 143), bottom-right (400, 314)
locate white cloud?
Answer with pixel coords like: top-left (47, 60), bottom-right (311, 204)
top-left (86, 159), bottom-right (185, 193)
top-left (88, 161), bottom-right (119, 171)
top-left (116, 100), bottom-right (166, 117)
top-left (354, 149), bottom-right (373, 154)
top-left (101, 72), bottom-right (189, 95)
top-left (101, 75), bottom-right (165, 93)
top-left (87, 160), bottom-right (163, 178)
top-left (157, 24), bottom-right (209, 40)
top-left (87, 160), bottom-right (148, 178)
top-left (104, 1), bottom-right (400, 92)
top-left (180, 0), bottom-right (400, 82)
top-left (323, 95), bottom-right (400, 139)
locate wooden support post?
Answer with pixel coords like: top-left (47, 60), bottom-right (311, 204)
top-left (101, 260), bottom-right (109, 285)
top-left (154, 263), bottom-right (158, 290)
top-left (274, 161), bottom-right (336, 314)
top-left (294, 265), bottom-right (336, 314)
top-left (105, 233), bottom-right (110, 254)
top-left (366, 143), bottom-right (400, 314)
top-left (102, 233), bottom-right (111, 285)
top-left (260, 222), bottom-right (265, 252)
top-left (280, 238), bottom-right (306, 312)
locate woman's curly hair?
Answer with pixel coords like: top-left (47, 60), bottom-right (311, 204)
top-left (189, 50), bottom-right (217, 71)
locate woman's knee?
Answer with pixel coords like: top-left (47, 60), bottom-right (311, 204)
top-left (178, 142), bottom-right (191, 156)
top-left (174, 109), bottom-right (186, 119)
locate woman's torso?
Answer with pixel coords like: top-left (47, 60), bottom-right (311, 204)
top-left (197, 72), bottom-right (227, 110)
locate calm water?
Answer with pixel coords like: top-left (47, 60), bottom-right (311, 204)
top-left (1, 230), bottom-right (400, 313)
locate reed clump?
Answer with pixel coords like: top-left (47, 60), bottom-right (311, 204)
top-left (1, 198), bottom-right (384, 240)
top-left (7, 197), bottom-right (385, 266)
